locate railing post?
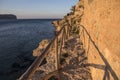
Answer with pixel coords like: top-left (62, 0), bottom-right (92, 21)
top-left (83, 29), bottom-right (86, 48)
top-left (79, 27), bottom-right (83, 49)
top-left (65, 25), bottom-right (68, 39)
top-left (64, 26), bottom-right (67, 40)
top-left (58, 29), bottom-right (64, 65)
top-left (67, 26), bottom-right (70, 38)
top-left (62, 27), bottom-right (66, 47)
top-left (55, 36), bottom-right (59, 70)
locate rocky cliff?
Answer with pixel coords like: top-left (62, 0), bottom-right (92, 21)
top-left (32, 0), bottom-right (120, 79)
top-left (51, 0), bottom-right (120, 79)
top-left (0, 14), bottom-right (17, 20)
top-left (81, 0), bottom-right (120, 79)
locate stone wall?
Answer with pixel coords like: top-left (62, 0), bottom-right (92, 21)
top-left (80, 0), bottom-right (120, 79)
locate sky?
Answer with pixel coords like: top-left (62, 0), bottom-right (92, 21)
top-left (0, 0), bottom-right (78, 19)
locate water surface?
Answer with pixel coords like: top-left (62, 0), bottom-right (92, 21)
top-left (0, 19), bottom-right (56, 80)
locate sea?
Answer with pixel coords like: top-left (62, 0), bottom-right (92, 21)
top-left (0, 19), bottom-right (57, 80)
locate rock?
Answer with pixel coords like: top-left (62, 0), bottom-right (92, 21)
top-left (52, 20), bottom-right (61, 34)
top-left (52, 19), bottom-right (66, 32)
top-left (0, 14), bottom-right (17, 20)
top-left (33, 39), bottom-right (50, 57)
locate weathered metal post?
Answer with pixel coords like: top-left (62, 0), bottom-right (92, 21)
top-left (79, 26), bottom-right (83, 49)
top-left (83, 29), bottom-right (86, 48)
top-left (62, 27), bottom-right (66, 47)
top-left (58, 29), bottom-right (64, 66)
top-left (67, 25), bottom-right (70, 38)
top-left (55, 34), bottom-right (59, 70)
top-left (65, 25), bottom-right (69, 40)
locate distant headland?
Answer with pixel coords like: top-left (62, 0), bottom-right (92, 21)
top-left (0, 14), bottom-right (17, 20)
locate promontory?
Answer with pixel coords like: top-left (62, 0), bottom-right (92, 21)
top-left (0, 14), bottom-right (17, 20)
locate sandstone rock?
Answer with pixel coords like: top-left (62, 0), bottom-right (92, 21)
top-left (33, 39), bottom-right (50, 57)
top-left (52, 19), bottom-right (66, 32)
top-left (80, 0), bottom-right (120, 79)
top-left (52, 20), bottom-right (61, 33)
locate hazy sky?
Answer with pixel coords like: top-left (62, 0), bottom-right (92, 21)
top-left (0, 0), bottom-right (78, 19)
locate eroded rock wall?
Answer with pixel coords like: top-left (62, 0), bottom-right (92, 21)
top-left (80, 0), bottom-right (120, 79)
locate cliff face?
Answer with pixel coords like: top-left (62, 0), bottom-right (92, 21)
top-left (81, 0), bottom-right (120, 79)
top-left (53, 0), bottom-right (120, 79)
top-left (0, 14), bottom-right (17, 20)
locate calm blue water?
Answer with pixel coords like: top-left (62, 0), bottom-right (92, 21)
top-left (0, 19), bottom-right (56, 80)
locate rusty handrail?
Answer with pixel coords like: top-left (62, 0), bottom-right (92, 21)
top-left (18, 23), bottom-right (68, 80)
